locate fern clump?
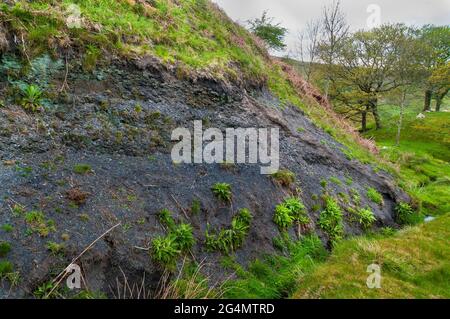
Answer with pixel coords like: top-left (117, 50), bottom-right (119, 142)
top-left (172, 223), bottom-right (195, 252)
top-left (158, 209), bottom-right (176, 230)
top-left (395, 202), bottom-right (421, 225)
top-left (151, 209), bottom-right (196, 268)
top-left (211, 183), bottom-right (232, 202)
top-left (273, 204), bottom-right (294, 229)
top-left (273, 197), bottom-right (310, 229)
top-left (318, 198), bottom-right (344, 245)
top-left (20, 84), bottom-right (43, 112)
top-left (354, 208), bottom-right (376, 229)
top-left (151, 236), bottom-right (180, 267)
top-left (205, 208), bottom-right (253, 253)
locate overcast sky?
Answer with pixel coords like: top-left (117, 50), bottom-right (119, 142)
top-left (213, 0), bottom-right (450, 56)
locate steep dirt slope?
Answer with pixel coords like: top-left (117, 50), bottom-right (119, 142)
top-left (0, 0), bottom-right (409, 298)
top-left (0, 58), bottom-right (409, 297)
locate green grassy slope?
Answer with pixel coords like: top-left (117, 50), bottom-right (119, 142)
top-left (293, 214), bottom-right (450, 299)
top-left (291, 98), bottom-right (449, 299)
top-left (364, 98), bottom-right (450, 216)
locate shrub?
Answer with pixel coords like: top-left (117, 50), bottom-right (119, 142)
top-left (151, 236), bottom-right (180, 267)
top-left (0, 241), bottom-right (11, 257)
top-left (20, 84), bottom-right (43, 112)
top-left (367, 187), bottom-right (383, 205)
top-left (271, 169), bottom-right (296, 187)
top-left (172, 223), bottom-right (195, 252)
top-left (211, 183), bottom-right (232, 202)
top-left (395, 202), bottom-right (421, 225)
top-left (318, 198), bottom-right (344, 245)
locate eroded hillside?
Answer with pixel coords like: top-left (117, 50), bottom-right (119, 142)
top-left (0, 0), bottom-right (411, 298)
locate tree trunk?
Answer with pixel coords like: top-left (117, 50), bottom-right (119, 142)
top-left (396, 90), bottom-right (407, 147)
top-left (435, 89), bottom-right (449, 112)
top-left (436, 96), bottom-right (442, 112)
top-left (423, 89), bottom-right (432, 112)
top-left (369, 97), bottom-right (382, 130)
top-left (361, 109), bottom-right (367, 132)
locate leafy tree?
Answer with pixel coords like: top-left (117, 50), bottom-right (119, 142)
top-left (248, 11), bottom-right (287, 51)
top-left (418, 25), bottom-right (450, 111)
top-left (330, 24), bottom-right (417, 131)
top-left (428, 61), bottom-right (450, 111)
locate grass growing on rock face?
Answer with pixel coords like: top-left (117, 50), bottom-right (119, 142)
top-left (190, 199), bottom-right (201, 215)
top-left (329, 176), bottom-right (342, 186)
top-left (0, 241), bottom-right (12, 257)
top-left (172, 223), bottom-right (195, 252)
top-left (293, 214), bottom-right (450, 299)
top-left (223, 234), bottom-right (328, 298)
top-left (1, 224), bottom-right (14, 232)
top-left (158, 209), bottom-right (176, 230)
top-left (152, 209), bottom-right (196, 268)
top-left (273, 204), bottom-right (294, 229)
top-left (366, 187), bottom-right (383, 206)
top-left (0, 260), bottom-right (14, 277)
top-left (24, 210), bottom-right (56, 237)
top-left (46, 241), bottom-right (65, 256)
top-left (73, 164), bottom-right (93, 175)
top-left (271, 169), bottom-right (296, 187)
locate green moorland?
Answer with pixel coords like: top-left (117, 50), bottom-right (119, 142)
top-left (289, 99), bottom-right (450, 299)
top-left (365, 97), bottom-right (450, 216)
top-left (293, 214), bottom-right (450, 298)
